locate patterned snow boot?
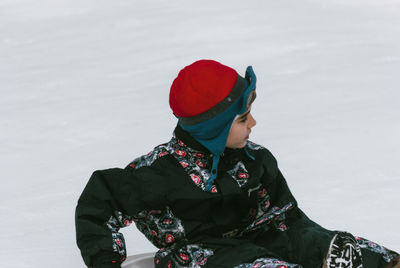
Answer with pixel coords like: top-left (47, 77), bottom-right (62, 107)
top-left (325, 232), bottom-right (363, 268)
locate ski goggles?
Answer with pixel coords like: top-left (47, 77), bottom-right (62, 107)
top-left (239, 66), bottom-right (257, 114)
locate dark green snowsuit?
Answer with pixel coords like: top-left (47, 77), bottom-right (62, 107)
top-left (75, 125), bottom-right (398, 268)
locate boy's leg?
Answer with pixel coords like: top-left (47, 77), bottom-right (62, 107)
top-left (252, 223), bottom-right (334, 268)
top-left (355, 236), bottom-right (399, 268)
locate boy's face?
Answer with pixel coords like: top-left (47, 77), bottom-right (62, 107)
top-left (226, 106), bottom-right (256, 149)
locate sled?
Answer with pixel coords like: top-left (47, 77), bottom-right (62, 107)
top-left (121, 252), bottom-right (154, 268)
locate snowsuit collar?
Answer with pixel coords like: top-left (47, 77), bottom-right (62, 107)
top-left (174, 123), bottom-right (211, 154)
top-left (174, 123), bottom-right (254, 169)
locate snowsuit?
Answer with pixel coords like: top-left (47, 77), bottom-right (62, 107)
top-left (75, 124), bottom-right (399, 268)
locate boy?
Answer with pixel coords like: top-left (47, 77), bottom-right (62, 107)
top-left (75, 60), bottom-right (399, 268)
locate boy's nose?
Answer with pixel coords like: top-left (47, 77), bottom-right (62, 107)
top-left (248, 113), bottom-right (256, 128)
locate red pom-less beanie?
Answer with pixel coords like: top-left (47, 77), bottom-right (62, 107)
top-left (169, 60), bottom-right (238, 118)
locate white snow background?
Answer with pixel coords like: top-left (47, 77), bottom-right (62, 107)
top-left (1, 0), bottom-right (399, 267)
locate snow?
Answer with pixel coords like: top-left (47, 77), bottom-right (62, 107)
top-left (1, 0), bottom-right (399, 267)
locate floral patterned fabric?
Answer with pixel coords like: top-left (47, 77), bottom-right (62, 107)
top-left (76, 126), bottom-right (399, 268)
top-left (234, 258), bottom-right (302, 268)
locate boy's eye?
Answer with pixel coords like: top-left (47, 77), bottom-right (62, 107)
top-left (239, 116), bottom-right (248, 123)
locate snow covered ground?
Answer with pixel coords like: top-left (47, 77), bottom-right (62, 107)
top-left (1, 0), bottom-right (399, 267)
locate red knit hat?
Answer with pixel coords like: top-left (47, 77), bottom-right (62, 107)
top-left (169, 60), bottom-right (240, 119)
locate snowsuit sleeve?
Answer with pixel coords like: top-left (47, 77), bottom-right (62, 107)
top-left (242, 148), bottom-right (336, 267)
top-left (255, 148), bottom-right (399, 268)
top-left (75, 168), bottom-right (143, 268)
top-left (261, 148), bottom-right (298, 210)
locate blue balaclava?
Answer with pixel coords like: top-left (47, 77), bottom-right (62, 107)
top-left (169, 60), bottom-right (256, 191)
